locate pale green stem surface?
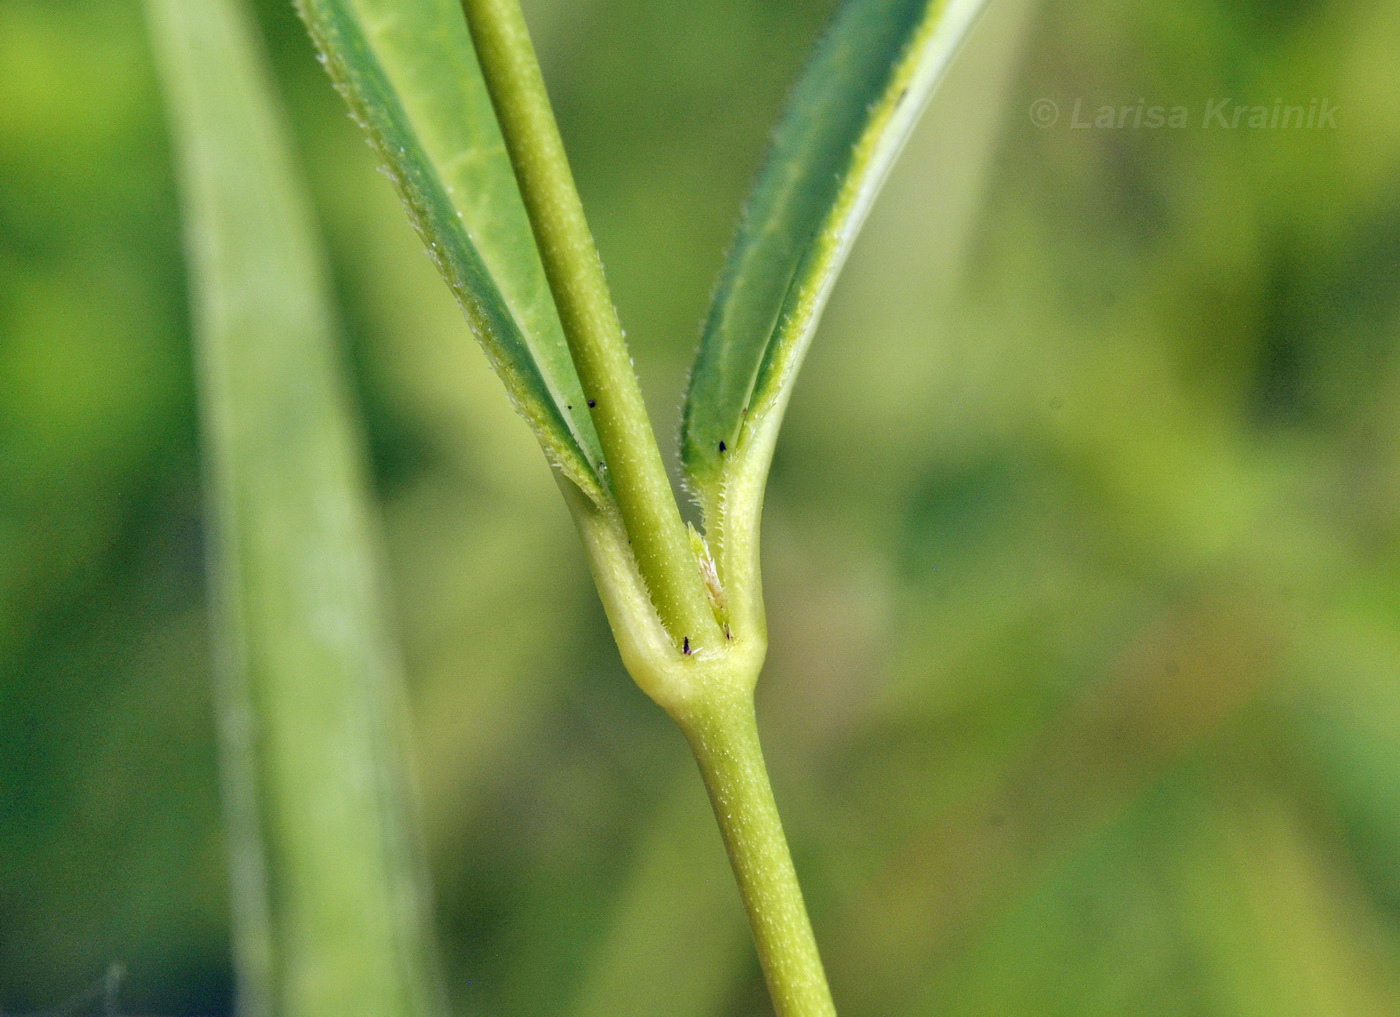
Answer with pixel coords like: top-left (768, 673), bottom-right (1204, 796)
top-left (457, 3), bottom-right (834, 1012)
top-left (676, 692), bottom-right (837, 1017)
top-left (460, 0), bottom-right (721, 653)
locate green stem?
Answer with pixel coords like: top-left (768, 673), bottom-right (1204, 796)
top-left (676, 692), bottom-right (837, 1017)
top-left (461, 0), bottom-right (721, 653)
top-left (461, 6), bottom-right (832, 1013)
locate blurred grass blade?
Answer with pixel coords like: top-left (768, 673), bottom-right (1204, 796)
top-left (296, 0), bottom-right (607, 504)
top-left (145, 1), bottom-right (446, 1015)
top-left (681, 0), bottom-right (987, 501)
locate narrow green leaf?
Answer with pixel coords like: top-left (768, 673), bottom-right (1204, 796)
top-left (297, 0), bottom-right (608, 504)
top-left (681, 0), bottom-right (987, 501)
top-left (144, 0), bottom-right (445, 1014)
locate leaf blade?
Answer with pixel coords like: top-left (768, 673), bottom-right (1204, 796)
top-left (681, 0), bottom-right (988, 497)
top-left (144, 0), bottom-right (446, 1012)
top-left (298, 0), bottom-right (608, 503)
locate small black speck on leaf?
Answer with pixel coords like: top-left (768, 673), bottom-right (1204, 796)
top-left (587, 399), bottom-right (597, 408)
top-left (682, 636), bottom-right (691, 654)
top-left (718, 441), bottom-right (727, 452)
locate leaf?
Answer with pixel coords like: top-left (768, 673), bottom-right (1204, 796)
top-left (681, 0), bottom-right (988, 501)
top-left (297, 0), bottom-right (608, 504)
top-left (144, 0), bottom-right (445, 1013)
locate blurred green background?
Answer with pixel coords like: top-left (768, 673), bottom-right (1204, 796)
top-left (3, 0), bottom-right (1400, 1013)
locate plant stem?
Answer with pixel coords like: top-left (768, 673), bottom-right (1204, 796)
top-left (676, 691), bottom-right (837, 1017)
top-left (461, 6), bottom-right (833, 1014)
top-left (461, 0), bottom-right (721, 653)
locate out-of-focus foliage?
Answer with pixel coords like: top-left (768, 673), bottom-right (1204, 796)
top-left (146, 0), bottom-right (446, 1012)
top-left (2, 0), bottom-right (1398, 1015)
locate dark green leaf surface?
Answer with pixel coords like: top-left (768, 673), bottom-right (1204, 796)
top-left (681, 0), bottom-right (987, 500)
top-left (297, 0), bottom-right (607, 504)
top-left (145, 0), bottom-right (444, 1013)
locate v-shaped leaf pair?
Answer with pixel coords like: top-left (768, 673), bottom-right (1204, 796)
top-left (296, 0), bottom-right (987, 533)
top-left (153, 1), bottom-right (992, 1013)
